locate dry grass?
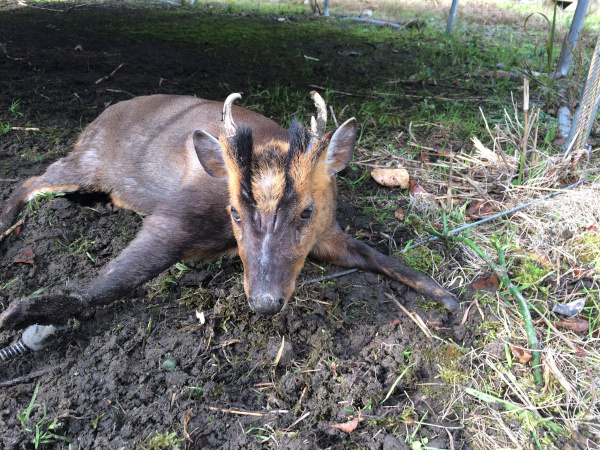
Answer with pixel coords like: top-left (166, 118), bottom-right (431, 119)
top-left (349, 69), bottom-right (600, 447)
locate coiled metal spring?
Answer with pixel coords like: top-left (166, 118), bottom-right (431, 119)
top-left (0, 340), bottom-right (28, 361)
top-left (0, 325), bottom-right (64, 362)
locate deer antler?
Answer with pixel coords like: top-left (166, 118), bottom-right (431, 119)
top-left (310, 91), bottom-right (327, 137)
top-left (222, 93), bottom-right (242, 137)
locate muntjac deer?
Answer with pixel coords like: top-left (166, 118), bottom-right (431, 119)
top-left (0, 92), bottom-right (459, 330)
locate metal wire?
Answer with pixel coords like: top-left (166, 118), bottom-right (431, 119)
top-left (406, 168), bottom-right (588, 250)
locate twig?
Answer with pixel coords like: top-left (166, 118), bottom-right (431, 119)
top-left (329, 105), bottom-right (339, 128)
top-left (0, 367), bottom-right (54, 387)
top-left (208, 407), bottom-right (264, 417)
top-left (308, 85), bottom-right (485, 102)
top-left (10, 127), bottom-right (40, 131)
top-left (95, 63), bottom-right (125, 84)
top-left (0, 178), bottom-right (19, 182)
top-left (543, 349), bottom-right (575, 401)
top-left (283, 411), bottom-right (312, 431)
top-left (461, 174), bottom-right (493, 203)
top-left (303, 268), bottom-right (357, 285)
top-left (0, 215), bottom-right (26, 243)
top-left (386, 293), bottom-right (433, 340)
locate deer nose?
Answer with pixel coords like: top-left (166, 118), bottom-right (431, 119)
top-left (249, 294), bottom-right (285, 315)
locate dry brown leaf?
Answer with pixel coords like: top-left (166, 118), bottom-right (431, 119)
top-left (555, 318), bottom-right (589, 333)
top-left (394, 207), bottom-right (405, 221)
top-left (509, 343), bottom-right (532, 364)
top-left (183, 408), bottom-right (193, 443)
top-left (330, 417), bottom-right (359, 434)
top-left (14, 249), bottom-right (35, 264)
top-left (409, 179), bottom-right (428, 195)
top-left (387, 319), bottom-right (402, 327)
top-left (371, 168), bottom-right (409, 188)
top-left (469, 273), bottom-right (499, 292)
top-left (466, 200), bottom-right (495, 220)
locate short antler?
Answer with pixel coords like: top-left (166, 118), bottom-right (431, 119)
top-left (222, 92), bottom-right (242, 137)
top-left (310, 91), bottom-right (327, 137)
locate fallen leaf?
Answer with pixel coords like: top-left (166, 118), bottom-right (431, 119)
top-left (74, 44), bottom-right (83, 51)
top-left (405, 416), bottom-right (416, 426)
top-left (195, 309), bottom-right (206, 325)
top-left (571, 269), bottom-right (587, 279)
top-left (469, 273), bottom-right (499, 292)
top-left (466, 200), bottom-right (495, 219)
top-left (394, 208), bottom-right (405, 221)
top-left (371, 168), bottom-right (409, 188)
top-left (14, 226), bottom-right (21, 236)
top-left (583, 224), bottom-right (598, 232)
top-left (183, 408), bottom-right (193, 443)
top-left (330, 417), bottom-right (359, 434)
top-left (14, 249), bottom-right (35, 264)
top-left (337, 50), bottom-right (360, 56)
top-left (409, 179), bottom-right (427, 195)
top-left (555, 318), bottom-right (589, 333)
top-left (509, 343), bottom-right (532, 364)
top-left (387, 319), bottom-right (402, 327)
top-left (453, 80), bottom-right (462, 86)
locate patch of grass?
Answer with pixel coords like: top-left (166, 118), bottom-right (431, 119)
top-left (18, 382), bottom-right (72, 449)
top-left (28, 191), bottom-right (65, 212)
top-left (9, 98), bottom-right (24, 117)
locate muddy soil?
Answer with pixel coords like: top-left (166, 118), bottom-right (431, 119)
top-left (0, 2), bottom-right (485, 448)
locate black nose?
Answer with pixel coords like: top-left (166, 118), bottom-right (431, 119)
top-left (249, 294), bottom-right (285, 315)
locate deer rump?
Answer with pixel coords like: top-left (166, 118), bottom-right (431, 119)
top-left (0, 93), bottom-right (459, 330)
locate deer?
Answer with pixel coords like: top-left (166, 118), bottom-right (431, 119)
top-left (0, 92), bottom-right (459, 331)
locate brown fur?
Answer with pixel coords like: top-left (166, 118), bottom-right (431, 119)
top-left (0, 94), bottom-right (458, 331)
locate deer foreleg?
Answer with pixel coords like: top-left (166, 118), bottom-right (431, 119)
top-left (0, 211), bottom-right (210, 330)
top-left (310, 225), bottom-right (460, 311)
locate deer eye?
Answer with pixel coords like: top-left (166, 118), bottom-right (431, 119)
top-left (230, 206), bottom-right (241, 223)
top-left (299, 206), bottom-right (313, 223)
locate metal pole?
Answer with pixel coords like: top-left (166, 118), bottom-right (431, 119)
top-left (445, 0), bottom-right (460, 35)
top-left (323, 0), bottom-right (329, 16)
top-left (554, 0), bottom-right (590, 78)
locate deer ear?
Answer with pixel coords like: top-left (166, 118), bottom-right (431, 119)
top-left (325, 118), bottom-right (357, 175)
top-left (193, 130), bottom-right (228, 179)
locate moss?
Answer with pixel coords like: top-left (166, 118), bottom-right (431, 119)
top-left (476, 321), bottom-right (502, 346)
top-left (512, 259), bottom-right (551, 284)
top-left (398, 246), bottom-right (443, 273)
top-left (140, 431), bottom-right (185, 450)
top-left (571, 232), bottom-right (600, 272)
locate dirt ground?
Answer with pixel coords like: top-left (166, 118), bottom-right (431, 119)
top-left (0, 2), bottom-right (531, 449)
